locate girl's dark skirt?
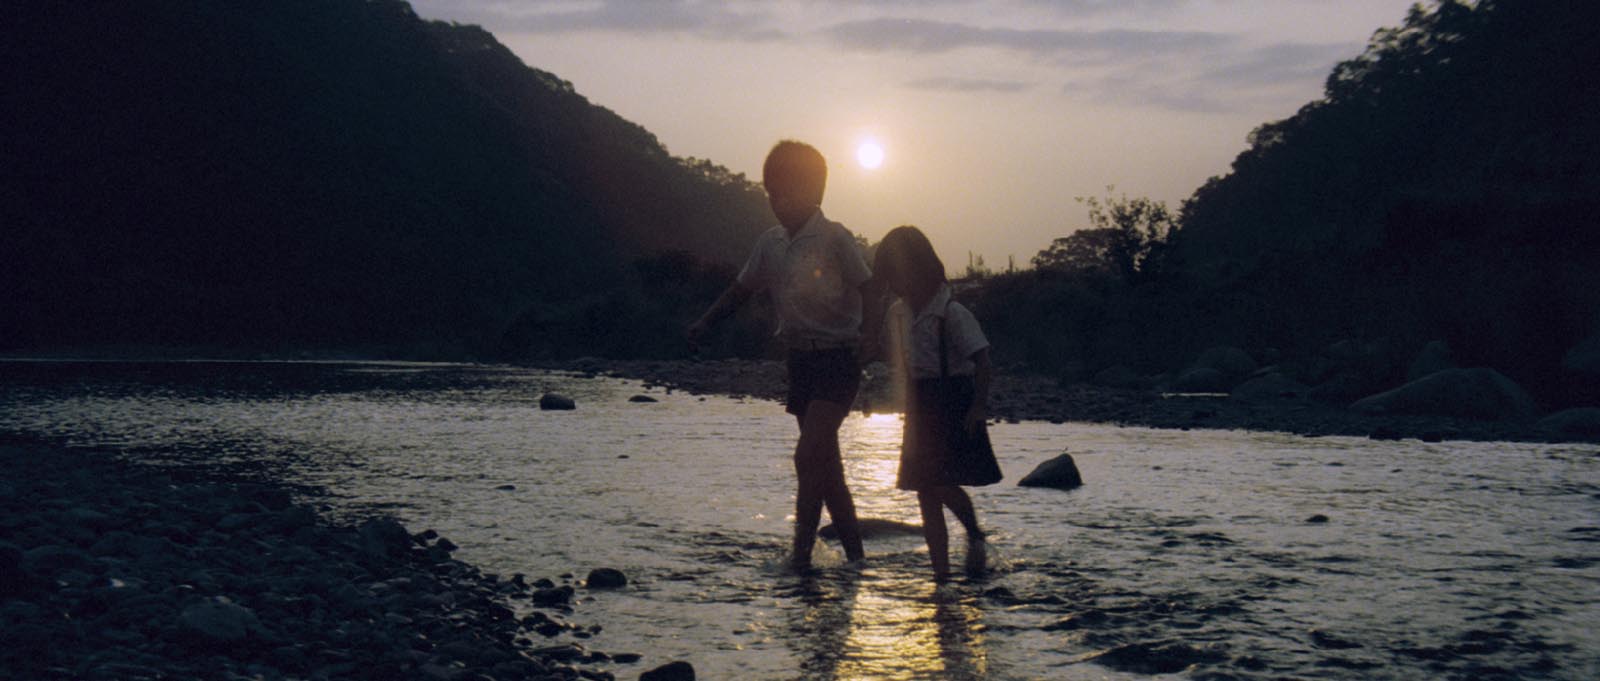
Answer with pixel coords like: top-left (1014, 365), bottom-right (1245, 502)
top-left (896, 376), bottom-right (1003, 490)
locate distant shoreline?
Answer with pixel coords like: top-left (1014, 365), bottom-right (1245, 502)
top-left (524, 357), bottom-right (1595, 445)
top-left (2, 353), bottom-right (1590, 445)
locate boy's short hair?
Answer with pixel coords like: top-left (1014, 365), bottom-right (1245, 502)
top-left (763, 140), bottom-right (827, 201)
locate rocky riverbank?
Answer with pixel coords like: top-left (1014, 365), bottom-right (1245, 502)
top-left (0, 435), bottom-right (662, 681)
top-left (534, 357), bottom-right (1599, 444)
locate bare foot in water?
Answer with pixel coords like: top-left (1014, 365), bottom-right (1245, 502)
top-left (964, 534), bottom-right (988, 577)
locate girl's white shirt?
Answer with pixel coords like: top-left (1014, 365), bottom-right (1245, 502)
top-left (885, 283), bottom-right (990, 379)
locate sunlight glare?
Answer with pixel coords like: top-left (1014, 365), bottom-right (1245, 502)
top-left (856, 139), bottom-right (885, 170)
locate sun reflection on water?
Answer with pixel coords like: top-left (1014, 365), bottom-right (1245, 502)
top-left (840, 412), bottom-right (920, 524)
top-left (797, 577), bottom-right (989, 681)
top-left (783, 412), bottom-right (991, 680)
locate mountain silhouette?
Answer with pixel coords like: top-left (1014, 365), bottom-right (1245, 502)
top-left (1, 0), bottom-right (771, 357)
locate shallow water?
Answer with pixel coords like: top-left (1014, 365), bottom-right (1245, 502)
top-left (3, 360), bottom-right (1597, 680)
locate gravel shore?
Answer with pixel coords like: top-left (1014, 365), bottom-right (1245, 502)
top-left (535, 357), bottom-right (1591, 445)
top-left (0, 435), bottom-right (646, 681)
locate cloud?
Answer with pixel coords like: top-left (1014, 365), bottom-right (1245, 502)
top-left (1062, 72), bottom-right (1232, 113)
top-left (1196, 41), bottom-right (1362, 88)
top-left (821, 18), bottom-right (1233, 61)
top-left (1058, 40), bottom-right (1359, 113)
top-left (411, 0), bottom-right (1367, 115)
top-left (905, 76), bottom-right (1034, 93)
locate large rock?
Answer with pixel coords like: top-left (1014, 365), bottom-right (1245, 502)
top-left (1018, 453), bottom-right (1084, 490)
top-left (1406, 340), bottom-right (1455, 382)
top-left (1351, 368), bottom-right (1538, 421)
top-left (538, 392), bottom-right (576, 410)
top-left (1229, 373), bottom-right (1309, 402)
top-left (1535, 408), bottom-right (1600, 438)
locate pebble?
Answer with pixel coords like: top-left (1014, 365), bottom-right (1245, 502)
top-left (0, 440), bottom-right (629, 681)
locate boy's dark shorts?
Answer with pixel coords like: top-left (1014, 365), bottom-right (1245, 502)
top-left (785, 347), bottom-right (861, 416)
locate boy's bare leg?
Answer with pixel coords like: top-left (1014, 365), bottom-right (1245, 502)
top-left (791, 399), bottom-right (863, 568)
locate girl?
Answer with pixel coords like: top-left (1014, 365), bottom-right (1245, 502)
top-left (874, 225), bottom-right (1003, 580)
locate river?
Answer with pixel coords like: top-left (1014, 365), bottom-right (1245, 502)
top-left (1, 359), bottom-right (1596, 680)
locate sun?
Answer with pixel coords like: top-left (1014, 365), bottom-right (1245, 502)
top-left (856, 139), bottom-right (885, 170)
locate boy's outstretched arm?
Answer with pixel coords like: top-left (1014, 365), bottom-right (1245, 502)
top-left (687, 281), bottom-right (754, 348)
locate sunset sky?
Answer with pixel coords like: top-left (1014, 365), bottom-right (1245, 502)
top-left (410, 0), bottom-right (1421, 269)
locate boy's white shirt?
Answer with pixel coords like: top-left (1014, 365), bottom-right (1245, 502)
top-left (736, 209), bottom-right (872, 344)
top-left (886, 283), bottom-right (990, 379)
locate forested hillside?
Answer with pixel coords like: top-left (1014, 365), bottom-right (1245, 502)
top-left (973, 0), bottom-right (1600, 408)
top-left (0, 0), bottom-right (771, 357)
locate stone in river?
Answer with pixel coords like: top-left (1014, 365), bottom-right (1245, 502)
top-left (585, 567), bottom-right (627, 589)
top-left (539, 392), bottom-right (577, 410)
top-left (1018, 452), bottom-right (1084, 490)
top-left (531, 585), bottom-right (573, 606)
top-left (641, 660), bottom-right (696, 681)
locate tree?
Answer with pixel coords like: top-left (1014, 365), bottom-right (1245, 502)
top-left (1032, 189), bottom-right (1177, 281)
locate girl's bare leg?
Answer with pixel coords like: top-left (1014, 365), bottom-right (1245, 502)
top-left (917, 489), bottom-right (950, 580)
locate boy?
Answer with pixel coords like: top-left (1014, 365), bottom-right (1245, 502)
top-left (687, 140), bottom-right (873, 571)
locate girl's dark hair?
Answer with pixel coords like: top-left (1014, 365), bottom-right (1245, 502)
top-left (763, 140), bottom-right (827, 200)
top-left (874, 225), bottom-right (946, 294)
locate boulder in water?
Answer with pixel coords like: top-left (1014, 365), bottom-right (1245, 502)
top-left (585, 567), bottom-right (627, 589)
top-left (539, 392), bottom-right (576, 410)
top-left (1018, 452), bottom-right (1084, 490)
top-left (640, 660), bottom-right (696, 681)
